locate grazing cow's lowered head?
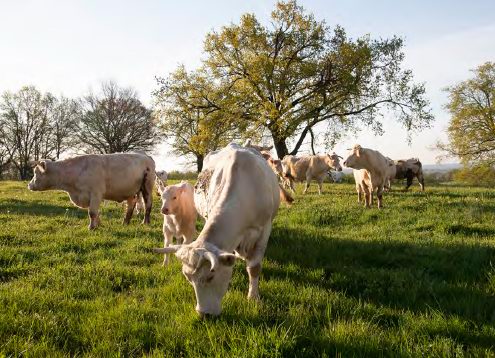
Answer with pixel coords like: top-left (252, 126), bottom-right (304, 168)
top-left (343, 145), bottom-right (366, 169)
top-left (326, 153), bottom-right (343, 172)
top-left (28, 160), bottom-right (54, 191)
top-left (155, 242), bottom-right (236, 316)
top-left (159, 181), bottom-right (190, 215)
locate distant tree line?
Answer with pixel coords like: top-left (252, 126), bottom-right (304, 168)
top-left (0, 81), bottom-right (161, 180)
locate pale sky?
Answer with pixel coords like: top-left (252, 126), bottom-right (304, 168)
top-left (1, 0), bottom-right (494, 170)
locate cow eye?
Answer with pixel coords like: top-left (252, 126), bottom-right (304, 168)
top-left (173, 196), bottom-right (177, 200)
top-left (206, 274), bottom-right (214, 283)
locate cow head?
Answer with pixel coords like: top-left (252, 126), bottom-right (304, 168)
top-left (160, 181), bottom-right (188, 215)
top-left (154, 243), bottom-right (236, 316)
top-left (343, 145), bottom-right (364, 169)
top-left (28, 160), bottom-right (54, 191)
top-left (326, 153), bottom-right (343, 172)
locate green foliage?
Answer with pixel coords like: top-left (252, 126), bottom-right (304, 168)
top-left (439, 62), bottom-right (495, 165)
top-left (1, 181), bottom-right (495, 356)
top-left (156, 1), bottom-right (433, 159)
top-left (453, 164), bottom-right (495, 187)
top-left (154, 67), bottom-right (239, 172)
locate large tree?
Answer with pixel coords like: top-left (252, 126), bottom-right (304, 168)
top-left (76, 81), bottom-right (161, 154)
top-left (200, 1), bottom-right (433, 158)
top-left (437, 62), bottom-right (495, 165)
top-left (154, 67), bottom-right (239, 172)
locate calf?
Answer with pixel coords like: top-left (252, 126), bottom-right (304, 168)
top-left (158, 181), bottom-right (197, 265)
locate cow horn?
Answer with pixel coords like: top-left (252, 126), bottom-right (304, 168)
top-left (152, 245), bottom-right (181, 254)
top-left (337, 155), bottom-right (343, 159)
top-left (204, 251), bottom-right (219, 272)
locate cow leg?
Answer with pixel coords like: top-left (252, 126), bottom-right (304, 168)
top-left (142, 183), bottom-right (153, 226)
top-left (317, 178), bottom-right (324, 195)
top-left (303, 176), bottom-right (311, 194)
top-left (405, 175), bottom-right (413, 191)
top-left (162, 228), bottom-right (173, 266)
top-left (123, 196), bottom-right (137, 224)
top-left (377, 187), bottom-right (384, 209)
top-left (363, 184), bottom-right (371, 208)
top-left (289, 178), bottom-right (295, 193)
top-left (246, 222), bottom-right (271, 300)
top-left (88, 194), bottom-right (102, 230)
top-left (418, 173), bottom-right (425, 191)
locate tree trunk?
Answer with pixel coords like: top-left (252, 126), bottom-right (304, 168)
top-left (272, 136), bottom-right (289, 159)
top-left (309, 128), bottom-right (316, 155)
top-left (196, 154), bottom-right (204, 173)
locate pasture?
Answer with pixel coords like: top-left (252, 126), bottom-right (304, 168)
top-left (0, 180), bottom-right (494, 356)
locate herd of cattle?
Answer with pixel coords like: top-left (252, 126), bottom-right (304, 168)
top-left (27, 142), bottom-right (424, 316)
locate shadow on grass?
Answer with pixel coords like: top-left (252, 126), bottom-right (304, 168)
top-left (0, 199), bottom-right (74, 216)
top-left (263, 225), bottom-right (495, 348)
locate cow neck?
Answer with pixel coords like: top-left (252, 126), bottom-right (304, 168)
top-left (359, 151), bottom-right (383, 177)
top-left (195, 210), bottom-right (238, 253)
top-left (51, 160), bottom-right (81, 192)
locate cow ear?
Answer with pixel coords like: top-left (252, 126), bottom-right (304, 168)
top-left (218, 253), bottom-right (236, 267)
top-left (37, 160), bottom-right (48, 173)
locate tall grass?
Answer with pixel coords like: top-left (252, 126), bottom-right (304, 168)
top-left (0, 180), bottom-right (494, 356)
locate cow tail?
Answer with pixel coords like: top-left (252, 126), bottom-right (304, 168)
top-left (279, 185), bottom-right (294, 204)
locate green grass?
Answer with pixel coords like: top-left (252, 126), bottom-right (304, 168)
top-left (0, 180), bottom-right (494, 357)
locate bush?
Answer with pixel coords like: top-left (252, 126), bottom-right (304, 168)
top-left (453, 165), bottom-right (495, 187)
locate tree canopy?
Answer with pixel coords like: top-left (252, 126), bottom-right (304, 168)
top-left (154, 67), bottom-right (239, 171)
top-left (438, 62), bottom-right (495, 165)
top-left (76, 81), bottom-right (161, 154)
top-left (155, 0), bottom-right (433, 160)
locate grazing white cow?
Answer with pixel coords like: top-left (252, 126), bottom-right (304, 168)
top-left (153, 143), bottom-right (284, 317)
top-left (281, 153), bottom-right (343, 194)
top-left (28, 153), bottom-right (155, 229)
top-left (157, 181), bottom-right (197, 266)
top-left (343, 145), bottom-right (391, 209)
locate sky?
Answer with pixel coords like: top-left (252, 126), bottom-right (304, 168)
top-left (1, 0), bottom-right (494, 171)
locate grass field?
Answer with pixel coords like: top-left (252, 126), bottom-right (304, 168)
top-left (0, 180), bottom-right (494, 357)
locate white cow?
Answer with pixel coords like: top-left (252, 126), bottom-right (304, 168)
top-left (281, 153), bottom-right (343, 194)
top-left (28, 153), bottom-right (155, 229)
top-left (343, 144), bottom-right (391, 209)
top-left (157, 181), bottom-right (197, 266)
top-left (153, 143), bottom-right (283, 317)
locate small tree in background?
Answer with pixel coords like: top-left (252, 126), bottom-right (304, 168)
top-left (437, 62), bottom-right (495, 165)
top-left (0, 86), bottom-right (74, 179)
top-left (154, 67), bottom-right (239, 172)
top-left (76, 81), bottom-right (161, 154)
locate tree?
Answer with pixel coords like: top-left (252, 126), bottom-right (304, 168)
top-left (200, 1), bottom-right (433, 158)
top-left (437, 62), bottom-right (495, 165)
top-left (76, 81), bottom-right (161, 154)
top-left (0, 87), bottom-right (52, 179)
top-left (49, 95), bottom-right (79, 159)
top-left (0, 87), bottom-right (80, 179)
top-left (154, 67), bottom-right (239, 172)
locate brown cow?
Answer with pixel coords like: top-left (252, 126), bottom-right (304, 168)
top-left (28, 153), bottom-right (155, 229)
